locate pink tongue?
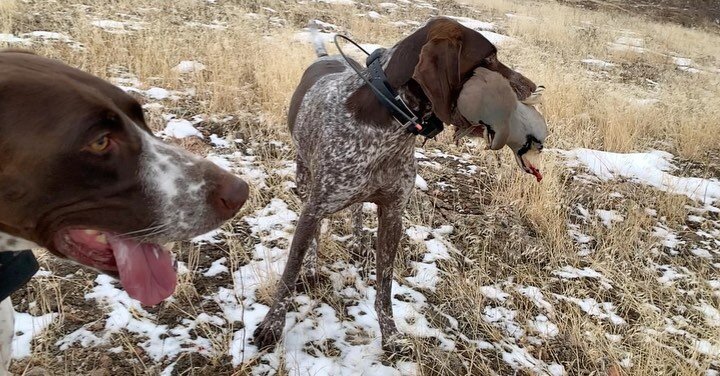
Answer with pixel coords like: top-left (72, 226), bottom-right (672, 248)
top-left (108, 237), bottom-right (177, 306)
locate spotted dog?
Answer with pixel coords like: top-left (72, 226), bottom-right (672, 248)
top-left (252, 16), bottom-right (547, 352)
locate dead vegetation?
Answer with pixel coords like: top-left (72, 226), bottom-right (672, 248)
top-left (2, 0), bottom-right (719, 375)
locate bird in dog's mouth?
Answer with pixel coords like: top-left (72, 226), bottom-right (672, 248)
top-left (53, 229), bottom-right (176, 306)
top-left (456, 67), bottom-right (548, 182)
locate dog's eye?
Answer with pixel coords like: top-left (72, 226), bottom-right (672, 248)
top-left (86, 134), bottom-right (112, 154)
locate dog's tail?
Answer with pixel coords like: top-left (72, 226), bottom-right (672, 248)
top-left (308, 20), bottom-right (328, 58)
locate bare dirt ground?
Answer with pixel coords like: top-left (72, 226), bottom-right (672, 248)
top-left (2, 0), bottom-right (720, 375)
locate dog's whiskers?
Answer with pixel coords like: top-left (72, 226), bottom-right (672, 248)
top-left (114, 223), bottom-right (172, 242)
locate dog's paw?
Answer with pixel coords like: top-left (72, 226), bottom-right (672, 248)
top-left (382, 332), bottom-right (414, 357)
top-left (252, 319), bottom-right (283, 350)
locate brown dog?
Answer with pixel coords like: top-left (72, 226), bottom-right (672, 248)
top-left (0, 50), bottom-right (249, 372)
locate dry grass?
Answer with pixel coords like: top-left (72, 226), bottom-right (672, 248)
top-left (2, 0), bottom-right (720, 375)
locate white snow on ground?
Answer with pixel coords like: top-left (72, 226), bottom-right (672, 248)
top-left (310, 19), bottom-right (339, 31)
top-left (516, 286), bottom-right (554, 313)
top-left (555, 295), bottom-right (627, 325)
top-left (192, 228), bottom-right (226, 244)
top-left (206, 152), bottom-right (268, 188)
top-left (673, 57), bottom-right (702, 73)
top-left (609, 35), bottom-right (645, 53)
top-left (218, 199), bottom-right (464, 374)
top-left (293, 29), bottom-right (335, 45)
top-left (568, 223), bottom-right (594, 256)
top-left (90, 19), bottom-right (144, 34)
top-left (478, 30), bottom-right (514, 46)
top-left (2, 29), bottom-right (82, 48)
top-left (656, 264), bottom-right (687, 285)
top-left (595, 209), bottom-right (624, 228)
top-left (0, 33), bottom-right (30, 44)
top-left (209, 134), bottom-right (230, 148)
top-left (695, 302), bottom-right (720, 327)
top-left (162, 119), bottom-right (203, 139)
top-left (378, 2), bottom-right (399, 11)
top-left (438, 16), bottom-right (513, 45)
top-left (57, 274), bottom-right (218, 362)
top-left (12, 312), bottom-right (57, 359)
top-left (505, 13), bottom-right (538, 21)
top-left (204, 257), bottom-right (229, 277)
top-left (90, 20), bottom-right (127, 32)
top-left (480, 285), bottom-right (511, 302)
top-left (414, 174), bottom-right (429, 191)
top-left (529, 315), bottom-right (559, 338)
top-left (581, 58), bottom-right (616, 69)
top-left (445, 16), bottom-right (495, 31)
top-left (553, 266), bottom-right (613, 289)
top-left (404, 225), bottom-right (458, 291)
top-left (146, 87), bottom-right (170, 100)
top-left (315, 0), bottom-right (355, 4)
top-left (560, 149), bottom-right (720, 206)
top-left (173, 60), bottom-right (206, 73)
top-left (21, 31), bottom-right (73, 43)
top-left (652, 225), bottom-right (683, 249)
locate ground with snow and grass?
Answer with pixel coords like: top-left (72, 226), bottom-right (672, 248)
top-left (2, 0), bottom-right (720, 375)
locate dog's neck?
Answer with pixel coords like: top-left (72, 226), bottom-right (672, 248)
top-left (0, 231), bottom-right (39, 252)
top-left (346, 26), bottom-right (433, 127)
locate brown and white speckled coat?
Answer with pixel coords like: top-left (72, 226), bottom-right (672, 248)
top-left (252, 16), bottom-right (540, 351)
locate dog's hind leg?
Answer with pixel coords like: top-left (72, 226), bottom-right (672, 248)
top-left (0, 298), bottom-right (13, 375)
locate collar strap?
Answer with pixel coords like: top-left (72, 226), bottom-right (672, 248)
top-left (0, 250), bottom-right (39, 301)
top-left (365, 50), bottom-right (444, 139)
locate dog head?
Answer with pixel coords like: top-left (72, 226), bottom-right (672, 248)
top-left (0, 50), bottom-right (249, 305)
top-left (410, 17), bottom-right (537, 126)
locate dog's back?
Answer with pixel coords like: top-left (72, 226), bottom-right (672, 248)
top-left (287, 58), bottom-right (346, 133)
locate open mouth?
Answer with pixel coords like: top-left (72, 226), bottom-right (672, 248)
top-left (515, 150), bottom-right (543, 182)
top-left (53, 228), bottom-right (177, 306)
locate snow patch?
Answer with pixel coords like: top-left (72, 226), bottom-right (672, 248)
top-left (12, 311), bottom-right (58, 359)
top-left (173, 60), bottom-right (206, 73)
top-left (560, 148), bottom-right (720, 206)
top-left (445, 16), bottom-right (495, 31)
top-left (553, 266), bottom-right (613, 289)
top-left (581, 58), bottom-right (616, 69)
top-left (162, 119), bottom-right (203, 139)
top-left (415, 174), bottom-right (429, 191)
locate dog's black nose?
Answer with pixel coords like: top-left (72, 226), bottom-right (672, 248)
top-left (211, 174), bottom-right (249, 220)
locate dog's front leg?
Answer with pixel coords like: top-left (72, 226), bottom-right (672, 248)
top-left (253, 207), bottom-right (323, 349)
top-left (375, 202), bottom-right (411, 354)
top-left (0, 298), bottom-right (13, 376)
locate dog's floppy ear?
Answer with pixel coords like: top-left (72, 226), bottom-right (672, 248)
top-left (411, 18), bottom-right (499, 126)
top-left (412, 37), bottom-right (461, 125)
